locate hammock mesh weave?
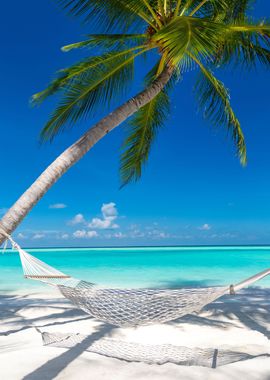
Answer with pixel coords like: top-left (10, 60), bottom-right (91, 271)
top-left (58, 283), bottom-right (227, 326)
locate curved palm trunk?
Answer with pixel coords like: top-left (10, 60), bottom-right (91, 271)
top-left (0, 66), bottom-right (173, 244)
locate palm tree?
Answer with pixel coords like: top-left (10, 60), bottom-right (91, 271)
top-left (0, 0), bottom-right (269, 243)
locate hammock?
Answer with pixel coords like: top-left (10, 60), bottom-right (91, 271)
top-left (5, 233), bottom-right (270, 327)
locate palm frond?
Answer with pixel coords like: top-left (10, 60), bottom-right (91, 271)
top-left (217, 35), bottom-right (270, 68)
top-left (141, 0), bottom-right (163, 28)
top-left (219, 0), bottom-right (255, 23)
top-left (191, 53), bottom-right (246, 165)
top-left (180, 0), bottom-right (228, 18)
top-left (62, 34), bottom-right (148, 52)
top-left (120, 90), bottom-right (170, 186)
top-left (174, 0), bottom-right (183, 17)
top-left (158, 0), bottom-right (166, 19)
top-left (189, 0), bottom-right (208, 16)
top-left (153, 17), bottom-right (227, 65)
top-left (40, 47), bottom-right (151, 140)
top-left (179, 0), bottom-right (195, 16)
top-left (120, 60), bottom-right (179, 185)
top-left (32, 46), bottom-right (147, 106)
top-left (229, 23), bottom-right (270, 34)
top-left (214, 20), bottom-right (270, 68)
top-left (57, 0), bottom-right (159, 32)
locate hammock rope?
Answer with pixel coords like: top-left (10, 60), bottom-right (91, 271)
top-left (2, 230), bottom-right (270, 327)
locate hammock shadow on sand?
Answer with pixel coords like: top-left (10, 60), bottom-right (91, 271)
top-left (39, 329), bottom-right (270, 369)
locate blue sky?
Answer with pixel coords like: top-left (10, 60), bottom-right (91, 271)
top-left (0, 1), bottom-right (270, 247)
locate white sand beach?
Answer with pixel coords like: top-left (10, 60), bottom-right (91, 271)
top-left (0, 287), bottom-right (269, 380)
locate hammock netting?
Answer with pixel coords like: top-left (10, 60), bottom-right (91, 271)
top-left (3, 233), bottom-right (270, 367)
top-left (41, 331), bottom-right (261, 368)
top-left (11, 242), bottom-right (236, 327)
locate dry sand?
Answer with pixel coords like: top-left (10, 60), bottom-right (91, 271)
top-left (0, 287), bottom-right (270, 380)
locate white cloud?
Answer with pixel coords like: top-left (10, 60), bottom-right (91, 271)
top-left (73, 230), bottom-right (98, 239)
top-left (49, 203), bottom-right (67, 209)
top-left (29, 229), bottom-right (60, 234)
top-left (32, 233), bottom-right (45, 240)
top-left (68, 213), bottom-right (85, 225)
top-left (113, 232), bottom-right (126, 239)
top-left (129, 229), bottom-right (145, 238)
top-left (158, 232), bottom-right (167, 238)
top-left (198, 223), bottom-right (211, 231)
top-left (105, 232), bottom-right (126, 239)
top-left (89, 218), bottom-right (110, 229)
top-left (17, 233), bottom-right (27, 239)
top-left (89, 217), bottom-right (119, 230)
top-left (147, 228), bottom-right (169, 239)
top-left (210, 232), bottom-right (237, 239)
top-left (87, 230), bottom-right (98, 238)
top-left (101, 202), bottom-right (118, 219)
top-left (88, 202), bottom-right (119, 230)
top-left (60, 233), bottom-right (69, 240)
top-left (73, 230), bottom-right (85, 238)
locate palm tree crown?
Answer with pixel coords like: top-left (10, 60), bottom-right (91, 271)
top-left (33, 0), bottom-right (270, 185)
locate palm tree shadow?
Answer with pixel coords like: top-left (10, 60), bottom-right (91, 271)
top-left (0, 293), bottom-right (92, 337)
top-left (22, 323), bottom-right (116, 380)
top-left (204, 288), bottom-right (270, 339)
top-left (169, 288), bottom-right (270, 340)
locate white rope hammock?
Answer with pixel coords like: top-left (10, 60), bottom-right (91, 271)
top-left (3, 232), bottom-right (270, 327)
top-left (2, 231), bottom-right (270, 367)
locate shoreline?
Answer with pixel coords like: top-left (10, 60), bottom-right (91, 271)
top-left (3, 244), bottom-right (270, 251)
top-left (0, 287), bottom-right (269, 379)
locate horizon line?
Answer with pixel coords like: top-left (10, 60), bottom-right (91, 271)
top-left (3, 243), bottom-right (270, 250)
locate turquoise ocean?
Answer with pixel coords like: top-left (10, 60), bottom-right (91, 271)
top-left (1, 246), bottom-right (270, 293)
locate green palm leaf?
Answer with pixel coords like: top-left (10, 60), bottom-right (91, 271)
top-left (179, 0), bottom-right (229, 18)
top-left (218, 34), bottom-right (270, 68)
top-left (32, 46), bottom-right (147, 106)
top-left (191, 53), bottom-right (246, 165)
top-left (153, 17), bottom-right (228, 65)
top-left (40, 47), bottom-right (151, 140)
top-left (218, 0), bottom-right (254, 23)
top-left (57, 0), bottom-right (159, 31)
top-left (120, 90), bottom-right (170, 185)
top-left (214, 20), bottom-right (270, 68)
top-left (120, 60), bottom-right (179, 185)
top-left (62, 34), bottom-right (148, 52)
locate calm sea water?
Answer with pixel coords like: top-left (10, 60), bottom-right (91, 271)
top-left (1, 246), bottom-right (270, 293)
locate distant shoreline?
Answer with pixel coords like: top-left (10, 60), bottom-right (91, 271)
top-left (3, 244), bottom-right (270, 250)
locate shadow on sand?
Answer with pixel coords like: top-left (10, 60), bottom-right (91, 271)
top-left (1, 287), bottom-right (269, 379)
top-left (22, 324), bottom-right (116, 380)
